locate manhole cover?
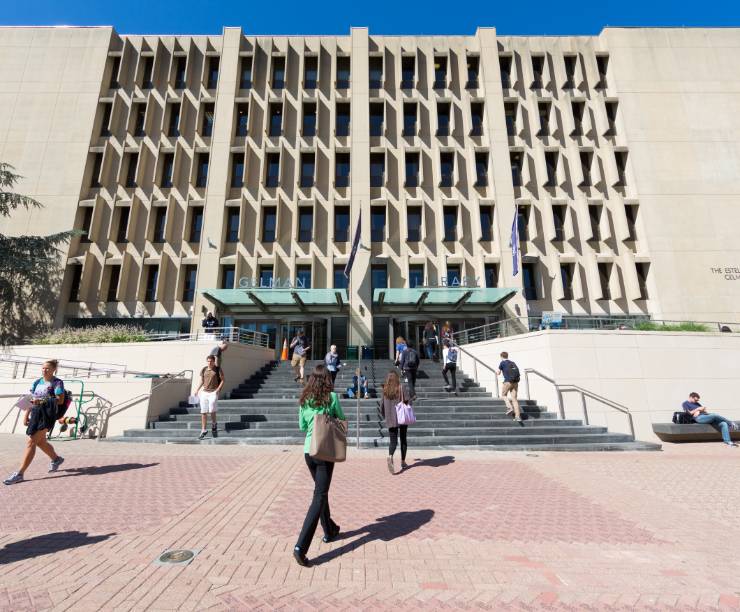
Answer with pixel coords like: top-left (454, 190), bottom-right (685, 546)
top-left (155, 549), bottom-right (198, 566)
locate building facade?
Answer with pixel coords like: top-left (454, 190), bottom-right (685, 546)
top-left (2, 26), bottom-right (740, 357)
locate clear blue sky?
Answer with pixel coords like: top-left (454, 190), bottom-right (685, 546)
top-left (3, 0), bottom-right (739, 36)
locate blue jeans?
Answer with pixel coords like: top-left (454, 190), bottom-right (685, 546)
top-left (694, 414), bottom-right (734, 444)
top-left (425, 342), bottom-right (436, 360)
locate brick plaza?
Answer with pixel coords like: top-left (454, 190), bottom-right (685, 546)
top-left (1, 434), bottom-right (739, 611)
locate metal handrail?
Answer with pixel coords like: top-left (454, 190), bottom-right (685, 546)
top-left (0, 354), bottom-right (154, 380)
top-left (448, 340), bottom-right (500, 397)
top-left (523, 367), bottom-right (635, 438)
top-left (146, 326), bottom-right (270, 348)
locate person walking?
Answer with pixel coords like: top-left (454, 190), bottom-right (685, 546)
top-left (193, 354), bottom-right (225, 440)
top-left (423, 321), bottom-right (439, 361)
top-left (394, 336), bottom-right (407, 366)
top-left (4, 360), bottom-right (66, 485)
top-left (294, 364), bottom-right (345, 567)
top-left (324, 344), bottom-right (342, 386)
top-left (201, 311), bottom-right (219, 336)
top-left (683, 392), bottom-right (738, 447)
top-left (440, 321), bottom-right (454, 344)
top-left (441, 340), bottom-right (458, 394)
top-left (496, 351), bottom-right (522, 422)
top-left (209, 339), bottom-right (228, 367)
top-left (381, 371), bottom-right (410, 474)
top-left (399, 343), bottom-right (420, 401)
top-left (290, 329), bottom-right (311, 384)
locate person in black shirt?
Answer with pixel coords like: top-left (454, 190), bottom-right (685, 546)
top-left (496, 351), bottom-right (522, 422)
top-left (202, 312), bottom-right (219, 336)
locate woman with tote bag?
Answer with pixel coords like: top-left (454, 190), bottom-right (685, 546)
top-left (380, 371), bottom-right (414, 475)
top-left (294, 364), bottom-right (347, 567)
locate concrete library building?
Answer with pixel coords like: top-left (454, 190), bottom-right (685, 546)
top-left (1, 25), bottom-right (739, 359)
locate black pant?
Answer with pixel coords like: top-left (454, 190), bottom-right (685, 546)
top-left (403, 369), bottom-right (417, 397)
top-left (296, 454), bottom-right (337, 555)
top-left (442, 364), bottom-right (457, 390)
top-left (388, 425), bottom-right (408, 460)
top-left (330, 370), bottom-right (338, 385)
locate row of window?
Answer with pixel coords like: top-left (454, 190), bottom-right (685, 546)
top-left (505, 99), bottom-right (619, 139)
top-left (509, 148), bottom-right (628, 189)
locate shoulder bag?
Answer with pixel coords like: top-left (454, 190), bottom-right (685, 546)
top-left (310, 394), bottom-right (348, 462)
top-left (395, 383), bottom-right (417, 426)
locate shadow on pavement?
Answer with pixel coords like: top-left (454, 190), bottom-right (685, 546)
top-left (404, 455), bottom-right (456, 470)
top-left (310, 509), bottom-right (434, 565)
top-left (49, 462), bottom-right (159, 479)
top-left (0, 531), bottom-right (115, 565)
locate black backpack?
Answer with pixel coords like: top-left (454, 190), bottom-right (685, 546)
top-left (672, 411), bottom-right (694, 425)
top-left (505, 361), bottom-right (520, 383)
top-left (404, 348), bottom-right (420, 370)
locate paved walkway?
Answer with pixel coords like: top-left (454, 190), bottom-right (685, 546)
top-left (0, 434), bottom-right (739, 610)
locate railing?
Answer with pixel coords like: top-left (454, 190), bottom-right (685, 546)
top-left (523, 367), bottom-right (635, 439)
top-left (448, 339), bottom-right (500, 397)
top-left (144, 326), bottom-right (270, 348)
top-left (0, 354), bottom-right (155, 380)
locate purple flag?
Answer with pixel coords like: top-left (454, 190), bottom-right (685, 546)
top-left (511, 207), bottom-right (520, 276)
top-left (344, 214), bottom-right (361, 279)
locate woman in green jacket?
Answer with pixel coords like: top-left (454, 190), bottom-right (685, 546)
top-left (294, 364), bottom-right (346, 567)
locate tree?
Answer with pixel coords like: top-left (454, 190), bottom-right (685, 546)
top-left (0, 162), bottom-right (76, 345)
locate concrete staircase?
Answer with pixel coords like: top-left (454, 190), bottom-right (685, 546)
top-left (112, 359), bottom-right (660, 451)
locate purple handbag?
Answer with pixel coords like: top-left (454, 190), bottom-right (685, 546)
top-left (395, 384), bottom-right (416, 426)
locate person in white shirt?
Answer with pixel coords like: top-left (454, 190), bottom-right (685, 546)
top-left (441, 340), bottom-right (458, 394)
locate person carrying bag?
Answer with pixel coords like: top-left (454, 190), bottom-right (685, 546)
top-left (294, 364), bottom-right (347, 567)
top-left (381, 371), bottom-right (415, 475)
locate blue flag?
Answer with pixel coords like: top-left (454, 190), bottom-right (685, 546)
top-left (510, 207), bottom-right (520, 276)
top-left (344, 214), bottom-right (361, 279)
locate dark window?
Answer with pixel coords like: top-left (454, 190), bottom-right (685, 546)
top-left (437, 102), bottom-right (450, 136)
top-left (596, 55), bottom-right (609, 89)
top-left (106, 265), bottom-right (120, 301)
top-left (125, 153), bottom-right (138, 188)
top-left (371, 264), bottom-right (387, 290)
top-left (262, 206), bottom-right (277, 242)
top-left (517, 206), bottom-right (530, 241)
top-left (636, 262), bottom-right (649, 299)
top-left (189, 206), bottom-right (204, 242)
top-left (407, 206), bottom-right (422, 241)
top-left (470, 102), bottom-right (484, 136)
top-left (109, 56), bottom-right (121, 89)
top-left (605, 100), bottom-right (618, 135)
top-left (116, 207), bottom-right (130, 243)
top-left (134, 103), bottom-right (146, 137)
top-left (484, 263), bottom-right (498, 288)
top-left (336, 103), bottom-right (350, 136)
top-left (564, 55), bottom-right (577, 89)
top-left (443, 206), bottom-right (457, 241)
top-left (446, 264), bottom-right (461, 287)
top-left (266, 153), bottom-right (280, 187)
top-left (182, 265), bottom-right (197, 301)
top-left (235, 103), bottom-right (249, 136)
top-left (239, 56), bottom-right (252, 89)
top-left (560, 264), bottom-right (574, 300)
top-left (522, 263), bottom-right (537, 300)
top-left (336, 56), bottom-right (350, 89)
top-left (479, 205), bottom-right (494, 241)
top-left (160, 153), bottom-right (174, 188)
top-left (545, 151), bottom-right (558, 186)
top-left (537, 102), bottom-right (550, 136)
top-left (269, 103), bottom-right (282, 137)
top-left (207, 56), bottom-right (219, 89)
top-left (614, 150), bottom-right (628, 186)
top-left (304, 56), bottom-right (318, 89)
top-left (405, 152), bottom-right (419, 187)
top-left (79, 207), bottom-right (93, 243)
top-left (298, 207), bottom-right (313, 242)
top-left (334, 206), bottom-right (350, 242)
top-left (580, 151), bottom-right (592, 186)
top-left (202, 102), bottom-right (215, 137)
top-left (409, 264), bottom-right (424, 288)
top-left (598, 262), bottom-right (611, 299)
top-left (174, 56), bottom-right (187, 89)
top-left (100, 103), bottom-right (112, 137)
top-left (552, 204), bottom-right (566, 241)
top-left (68, 264), bottom-right (83, 302)
top-left (259, 265), bottom-right (273, 287)
top-left (335, 152), bottom-right (350, 187)
top-left (271, 56), bottom-right (285, 89)
top-left (221, 265), bottom-right (235, 289)
top-left (403, 102), bottom-right (417, 136)
top-left (296, 265), bottom-right (312, 288)
top-left (167, 103), bottom-right (180, 137)
top-left (300, 152), bottom-right (315, 188)
top-left (90, 153), bottom-right (102, 188)
top-left (401, 56), bottom-right (415, 89)
top-left (500, 55), bottom-right (512, 89)
top-left (571, 101), bottom-right (584, 136)
top-left (152, 206), bottom-right (167, 243)
top-left (370, 152), bottom-right (385, 187)
top-left (531, 55), bottom-right (544, 89)
top-left (231, 153), bottom-right (244, 188)
top-left (226, 207), bottom-right (240, 242)
top-left (334, 265), bottom-right (348, 289)
top-left (144, 265), bottom-right (159, 302)
top-left (371, 207), bottom-right (386, 242)
top-left (588, 204), bottom-right (601, 241)
top-left (475, 151), bottom-right (488, 187)
top-left (369, 103), bottom-right (384, 137)
top-left (505, 102), bottom-right (517, 137)
top-left (433, 56), bottom-right (447, 88)
top-left (302, 102), bottom-right (316, 136)
top-left (141, 56), bottom-right (154, 89)
top-left (625, 204), bottom-right (638, 240)
top-left (510, 151), bottom-right (523, 187)
top-left (369, 56), bottom-right (383, 88)
top-left (440, 151), bottom-right (454, 187)
top-left (196, 153), bottom-right (209, 187)
top-left (466, 56), bottom-right (479, 88)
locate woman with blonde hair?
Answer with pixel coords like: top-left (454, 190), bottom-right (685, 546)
top-left (394, 335), bottom-right (407, 366)
top-left (4, 359), bottom-right (65, 485)
top-left (381, 370), bottom-right (410, 474)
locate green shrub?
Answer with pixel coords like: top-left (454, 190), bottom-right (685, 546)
top-left (32, 325), bottom-right (150, 345)
top-left (633, 321), bottom-right (710, 333)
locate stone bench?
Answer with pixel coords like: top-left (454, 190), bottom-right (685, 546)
top-left (652, 423), bottom-right (740, 443)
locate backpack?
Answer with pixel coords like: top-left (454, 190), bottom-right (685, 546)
top-left (447, 347), bottom-right (458, 364)
top-left (505, 361), bottom-right (520, 383)
top-left (31, 378), bottom-right (72, 420)
top-left (672, 411), bottom-right (695, 425)
top-left (404, 347), bottom-right (420, 370)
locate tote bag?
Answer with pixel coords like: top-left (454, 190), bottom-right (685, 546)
top-left (395, 384), bottom-right (417, 426)
top-left (309, 400), bottom-right (348, 462)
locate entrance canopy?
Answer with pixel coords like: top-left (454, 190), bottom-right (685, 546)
top-left (202, 288), bottom-right (349, 314)
top-left (372, 287), bottom-right (517, 314)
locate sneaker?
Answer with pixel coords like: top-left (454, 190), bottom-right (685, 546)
top-left (401, 461), bottom-right (409, 469)
top-left (725, 442), bottom-right (738, 448)
top-left (515, 417), bottom-right (523, 423)
top-left (48, 456), bottom-right (64, 473)
top-left (387, 456), bottom-right (394, 475)
top-left (3, 471), bottom-right (23, 485)
top-left (730, 422), bottom-right (739, 432)
top-left (364, 394), bottom-right (370, 399)
top-left (198, 430), bottom-right (208, 440)
top-left (212, 427), bottom-right (218, 439)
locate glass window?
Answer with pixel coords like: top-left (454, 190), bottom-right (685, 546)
top-left (625, 204), bottom-right (638, 240)
top-left (298, 207), bottom-right (313, 242)
top-left (598, 262), bottom-right (611, 299)
top-left (589, 204), bottom-right (601, 241)
top-left (145, 265), bottom-right (159, 302)
top-left (174, 56), bottom-right (187, 89)
top-left (605, 101), bottom-right (618, 135)
top-left (231, 154), bottom-right (244, 188)
top-left (470, 102), bottom-right (484, 136)
top-left (100, 103), bottom-right (112, 137)
top-left (207, 56), bottom-right (219, 89)
top-left (262, 207), bottom-right (277, 242)
top-left (221, 265), bottom-right (235, 289)
top-left (271, 56), bottom-right (285, 89)
top-left (371, 207), bottom-right (386, 242)
top-left (405, 152), bottom-right (419, 187)
top-left (440, 152), bottom-right (454, 187)
top-left (125, 153), bottom-right (138, 188)
top-left (409, 264), bottom-right (424, 288)
top-left (564, 55), bottom-right (576, 88)
top-left (434, 56), bottom-right (447, 88)
top-left (531, 56), bottom-right (544, 88)
top-left (407, 207), bottom-right (422, 242)
top-left (259, 265), bottom-right (274, 287)
top-left (240, 56), bottom-right (252, 89)
top-left (182, 265), bottom-right (197, 302)
top-left (560, 264), bottom-right (574, 300)
top-left (196, 153), bottom-right (209, 187)
top-left (371, 264), bottom-right (387, 290)
top-left (141, 56), bottom-right (154, 89)
top-left (304, 56), bottom-right (318, 89)
top-left (596, 55), bottom-right (609, 88)
top-left (538, 102), bottom-right (550, 136)
top-left (466, 56), bottom-right (479, 88)
top-left (302, 103), bottom-right (316, 136)
top-left (369, 103), bottom-right (384, 137)
top-left (134, 103), bottom-right (146, 137)
top-left (167, 103), bottom-right (180, 137)
top-left (109, 56), bottom-right (121, 89)
top-left (235, 103), bottom-right (249, 136)
top-left (504, 102), bottom-right (517, 137)
top-left (269, 103), bottom-right (282, 137)
top-left (484, 263), bottom-right (498, 288)
top-left (226, 207), bottom-right (240, 242)
top-left (116, 207), bottom-right (130, 243)
top-left (370, 152), bottom-right (384, 187)
top-left (572, 101), bottom-right (584, 135)
top-left (189, 206), bottom-right (203, 242)
top-left (552, 204), bottom-right (566, 241)
top-left (615, 150), bottom-right (628, 185)
top-left (522, 263), bottom-right (537, 300)
top-left (545, 151), bottom-right (558, 186)
top-left (266, 153), bottom-right (280, 187)
top-left (446, 264), bottom-right (461, 287)
top-left (334, 206), bottom-right (350, 242)
top-left (336, 103), bottom-right (350, 136)
top-left (475, 151), bottom-right (488, 186)
top-left (300, 153), bottom-right (315, 188)
top-left (580, 151), bottom-right (592, 186)
top-left (336, 56), bottom-right (350, 89)
top-left (401, 56), bottom-right (415, 89)
top-left (79, 207), bottom-right (93, 243)
top-left (369, 56), bottom-right (383, 88)
top-left (68, 264), bottom-right (82, 302)
top-left (334, 265), bottom-right (348, 289)
top-left (107, 265), bottom-right (120, 301)
top-left (517, 206), bottom-right (530, 241)
top-left (335, 152), bottom-right (350, 188)
top-left (403, 103), bottom-right (417, 136)
top-left (479, 205), bottom-right (493, 241)
top-left (500, 55), bottom-right (512, 89)
top-left (437, 102), bottom-right (450, 136)
top-left (152, 206), bottom-right (167, 243)
top-left (636, 262), bottom-right (649, 299)
top-left (202, 103), bottom-right (215, 137)
top-left (510, 151), bottom-right (523, 187)
top-left (160, 153), bottom-right (174, 188)
top-left (90, 153), bottom-right (102, 188)
top-left (443, 206), bottom-right (457, 241)
top-left (296, 265), bottom-right (312, 288)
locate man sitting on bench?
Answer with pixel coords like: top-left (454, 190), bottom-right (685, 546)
top-left (683, 392), bottom-right (739, 447)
